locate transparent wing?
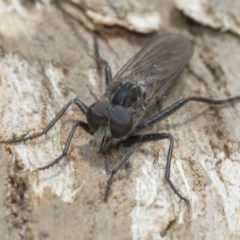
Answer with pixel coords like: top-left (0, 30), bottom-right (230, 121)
top-left (111, 33), bottom-right (194, 103)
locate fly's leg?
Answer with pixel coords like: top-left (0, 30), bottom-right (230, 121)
top-left (94, 36), bottom-right (112, 86)
top-left (116, 133), bottom-right (189, 204)
top-left (136, 96), bottom-right (240, 130)
top-left (37, 121), bottom-right (91, 170)
top-left (104, 145), bottom-right (137, 201)
top-left (0, 98), bottom-right (89, 144)
top-left (99, 136), bottom-right (112, 174)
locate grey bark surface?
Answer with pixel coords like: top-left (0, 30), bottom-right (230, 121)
top-left (0, 1), bottom-right (240, 240)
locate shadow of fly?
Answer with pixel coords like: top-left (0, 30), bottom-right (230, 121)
top-left (2, 33), bottom-right (240, 204)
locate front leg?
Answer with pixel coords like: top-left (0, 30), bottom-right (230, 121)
top-left (37, 121), bottom-right (92, 170)
top-left (0, 98), bottom-right (88, 144)
top-left (104, 145), bottom-right (137, 201)
top-left (117, 133), bottom-right (189, 204)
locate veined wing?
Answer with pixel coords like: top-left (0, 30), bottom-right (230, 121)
top-left (111, 33), bottom-right (194, 104)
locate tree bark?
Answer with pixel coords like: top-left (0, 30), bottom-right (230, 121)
top-left (0, 0), bottom-right (239, 239)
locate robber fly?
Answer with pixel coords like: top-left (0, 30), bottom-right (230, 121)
top-left (1, 33), bottom-right (240, 203)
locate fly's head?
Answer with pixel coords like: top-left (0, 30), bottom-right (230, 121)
top-left (87, 100), bottom-right (133, 150)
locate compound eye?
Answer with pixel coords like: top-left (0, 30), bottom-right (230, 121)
top-left (87, 101), bottom-right (109, 131)
top-left (110, 105), bottom-right (133, 138)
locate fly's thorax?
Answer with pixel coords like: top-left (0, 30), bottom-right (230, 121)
top-left (108, 82), bottom-right (145, 108)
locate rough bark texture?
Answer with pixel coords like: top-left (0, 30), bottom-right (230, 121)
top-left (0, 1), bottom-right (240, 240)
top-left (174, 0), bottom-right (240, 36)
